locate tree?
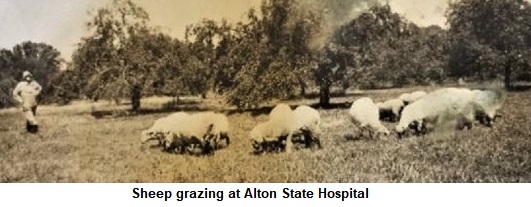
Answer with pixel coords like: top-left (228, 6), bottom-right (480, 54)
top-left (198, 0), bottom-right (320, 109)
top-left (320, 3), bottom-right (408, 98)
top-left (47, 67), bottom-right (82, 105)
top-left (322, 3), bottom-right (447, 96)
top-left (447, 0), bottom-right (531, 89)
top-left (184, 19), bottom-right (223, 97)
top-left (72, 0), bottom-right (157, 112)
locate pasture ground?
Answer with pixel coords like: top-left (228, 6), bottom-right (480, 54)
top-left (1, 86), bottom-right (530, 182)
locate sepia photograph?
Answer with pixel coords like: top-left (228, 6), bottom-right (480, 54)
top-left (0, 0), bottom-right (530, 183)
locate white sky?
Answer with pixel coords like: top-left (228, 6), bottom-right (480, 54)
top-left (0, 0), bottom-right (453, 61)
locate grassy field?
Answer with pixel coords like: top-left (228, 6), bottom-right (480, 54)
top-left (1, 86), bottom-right (530, 183)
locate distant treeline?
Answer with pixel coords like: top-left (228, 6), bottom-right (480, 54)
top-left (1, 0), bottom-right (530, 110)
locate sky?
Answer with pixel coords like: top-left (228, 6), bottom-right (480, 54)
top-left (0, 0), bottom-right (451, 61)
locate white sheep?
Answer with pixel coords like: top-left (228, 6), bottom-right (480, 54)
top-left (395, 88), bottom-right (477, 137)
top-left (163, 111), bottom-right (220, 154)
top-left (140, 112), bottom-right (210, 153)
top-left (376, 98), bottom-right (404, 122)
top-left (292, 105), bottom-right (322, 148)
top-left (399, 91), bottom-right (427, 105)
top-left (140, 112), bottom-right (190, 145)
top-left (250, 103), bottom-right (297, 153)
top-left (349, 97), bottom-right (390, 139)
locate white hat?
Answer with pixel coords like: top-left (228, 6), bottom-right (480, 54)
top-left (22, 71), bottom-right (32, 78)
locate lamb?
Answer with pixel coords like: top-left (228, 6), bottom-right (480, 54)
top-left (399, 91), bottom-right (427, 105)
top-left (395, 88), bottom-right (477, 137)
top-left (291, 105), bottom-right (322, 148)
top-left (376, 98), bottom-right (404, 122)
top-left (348, 97), bottom-right (390, 139)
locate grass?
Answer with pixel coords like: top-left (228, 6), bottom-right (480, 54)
top-left (0, 86), bottom-right (530, 183)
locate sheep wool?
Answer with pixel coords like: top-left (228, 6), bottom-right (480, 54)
top-left (349, 97), bottom-right (390, 138)
top-left (140, 112), bottom-right (190, 143)
top-left (396, 88), bottom-right (477, 135)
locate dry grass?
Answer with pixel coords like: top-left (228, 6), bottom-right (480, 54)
top-left (1, 86), bottom-right (530, 183)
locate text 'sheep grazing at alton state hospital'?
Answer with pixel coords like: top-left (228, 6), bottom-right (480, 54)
top-left (132, 187), bottom-right (369, 202)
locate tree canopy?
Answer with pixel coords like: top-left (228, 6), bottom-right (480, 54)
top-left (3, 0), bottom-right (530, 110)
top-left (447, 0), bottom-right (531, 88)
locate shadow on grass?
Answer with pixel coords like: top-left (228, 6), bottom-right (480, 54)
top-left (343, 134), bottom-right (363, 142)
top-left (91, 92), bottom-right (368, 119)
top-left (91, 104), bottom-right (209, 119)
top-left (508, 85), bottom-right (531, 92)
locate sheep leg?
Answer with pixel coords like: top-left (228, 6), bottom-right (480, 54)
top-left (285, 132), bottom-right (294, 153)
top-left (359, 125), bottom-right (367, 139)
top-left (157, 137), bottom-right (164, 147)
top-left (211, 134), bottom-right (220, 150)
top-left (368, 127), bottom-right (375, 139)
top-left (423, 120), bottom-right (430, 134)
top-left (484, 116), bottom-right (493, 127)
top-left (298, 128), bottom-right (311, 148)
top-left (307, 128), bottom-right (322, 149)
top-left (313, 137), bottom-right (322, 149)
top-left (464, 120), bottom-right (473, 130)
top-left (275, 140), bottom-right (283, 153)
top-left (201, 139), bottom-right (215, 155)
top-left (276, 137), bottom-right (285, 152)
top-left (185, 144), bottom-right (195, 154)
top-left (163, 135), bottom-right (174, 152)
top-left (252, 139), bottom-right (263, 154)
top-left (220, 132), bottom-right (230, 147)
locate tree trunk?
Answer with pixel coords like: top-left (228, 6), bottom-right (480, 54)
top-left (319, 79), bottom-right (331, 108)
top-left (504, 61), bottom-right (512, 90)
top-left (131, 85), bottom-right (141, 112)
top-left (300, 81), bottom-right (306, 97)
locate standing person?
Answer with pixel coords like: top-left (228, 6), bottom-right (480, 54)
top-left (12, 71), bottom-right (42, 134)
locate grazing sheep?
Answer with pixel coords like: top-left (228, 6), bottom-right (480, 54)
top-left (139, 112), bottom-right (211, 154)
top-left (348, 97), bottom-right (390, 139)
top-left (163, 111), bottom-right (219, 154)
top-left (399, 91), bottom-right (427, 105)
top-left (376, 98), bottom-right (404, 122)
top-left (292, 105), bottom-right (322, 149)
top-left (250, 120), bottom-right (292, 154)
top-left (140, 112), bottom-right (190, 146)
top-left (249, 103), bottom-right (296, 153)
top-left (396, 88), bottom-right (477, 137)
